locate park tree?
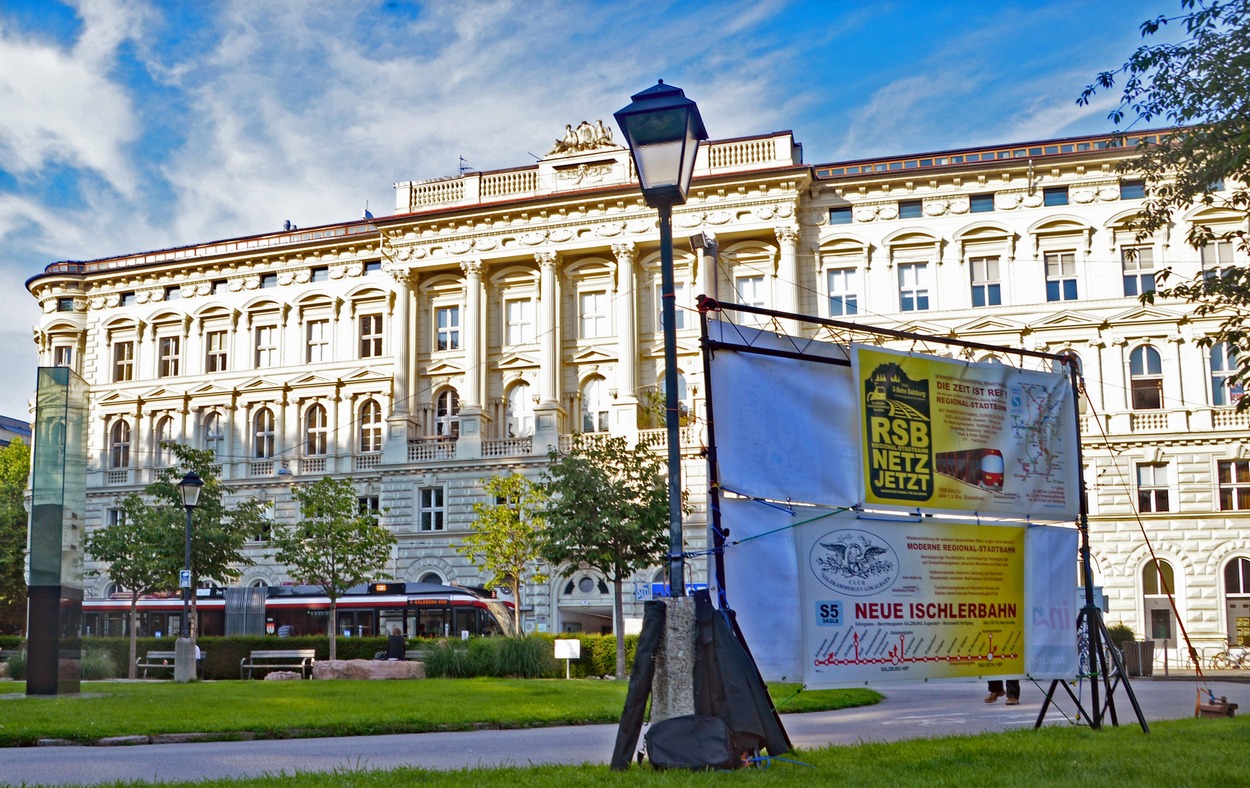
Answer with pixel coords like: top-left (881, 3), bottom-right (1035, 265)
top-left (269, 477), bottom-right (396, 660)
top-left (98, 444), bottom-right (267, 639)
top-left (541, 435), bottom-right (669, 678)
top-left (0, 439), bottom-right (31, 635)
top-left (456, 473), bottom-right (548, 637)
top-left (1080, 0), bottom-right (1250, 405)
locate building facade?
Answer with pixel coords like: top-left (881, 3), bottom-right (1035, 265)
top-left (26, 123), bottom-right (1250, 653)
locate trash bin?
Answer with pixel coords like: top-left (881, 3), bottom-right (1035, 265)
top-left (1139, 640), bottom-right (1154, 676)
top-left (1120, 641), bottom-right (1141, 676)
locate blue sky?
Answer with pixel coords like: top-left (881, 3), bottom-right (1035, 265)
top-left (0, 0), bottom-right (1178, 417)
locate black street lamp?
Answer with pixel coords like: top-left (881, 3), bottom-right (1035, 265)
top-left (176, 471), bottom-right (203, 682)
top-left (615, 81), bottom-right (707, 597)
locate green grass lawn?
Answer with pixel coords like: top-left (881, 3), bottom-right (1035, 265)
top-left (0, 680), bottom-right (878, 746)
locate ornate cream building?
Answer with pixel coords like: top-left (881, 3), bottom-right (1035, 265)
top-left (26, 122), bottom-right (1250, 654)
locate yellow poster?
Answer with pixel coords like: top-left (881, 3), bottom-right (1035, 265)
top-left (853, 345), bottom-right (1078, 519)
top-left (800, 520), bottom-right (1026, 687)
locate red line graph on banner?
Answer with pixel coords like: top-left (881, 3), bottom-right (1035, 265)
top-left (813, 632), bottom-right (1019, 667)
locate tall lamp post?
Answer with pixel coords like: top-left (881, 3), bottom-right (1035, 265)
top-left (615, 80), bottom-right (707, 597)
top-left (175, 471), bottom-right (203, 683)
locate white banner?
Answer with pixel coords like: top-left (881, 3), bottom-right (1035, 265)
top-left (708, 321), bottom-right (862, 507)
top-left (1024, 526), bottom-right (1080, 679)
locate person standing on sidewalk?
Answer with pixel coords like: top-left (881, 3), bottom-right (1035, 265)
top-left (985, 679), bottom-right (1020, 705)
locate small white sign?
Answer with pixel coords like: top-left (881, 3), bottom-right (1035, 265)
top-left (179, 570), bottom-right (191, 589)
top-left (554, 639), bottom-right (581, 660)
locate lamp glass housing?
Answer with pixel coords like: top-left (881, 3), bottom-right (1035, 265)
top-left (179, 471), bottom-right (204, 509)
top-left (614, 81), bottom-right (707, 207)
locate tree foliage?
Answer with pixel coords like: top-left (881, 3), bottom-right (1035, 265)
top-left (269, 476), bottom-right (395, 660)
top-left (457, 473), bottom-right (548, 637)
top-left (540, 435), bottom-right (669, 678)
top-left (0, 439), bottom-right (31, 635)
top-left (1081, 1), bottom-right (1250, 405)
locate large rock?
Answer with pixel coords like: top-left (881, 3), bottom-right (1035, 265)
top-left (263, 670), bottom-right (304, 681)
top-left (312, 659), bottom-right (425, 680)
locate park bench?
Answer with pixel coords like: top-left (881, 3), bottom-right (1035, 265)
top-left (240, 649), bottom-right (317, 680)
top-left (136, 650), bottom-right (206, 679)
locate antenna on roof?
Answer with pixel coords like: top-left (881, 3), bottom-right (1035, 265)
top-left (363, 200), bottom-right (374, 220)
top-left (459, 156), bottom-right (472, 175)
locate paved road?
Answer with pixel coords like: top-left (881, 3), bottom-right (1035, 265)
top-left (1, 677), bottom-right (1243, 787)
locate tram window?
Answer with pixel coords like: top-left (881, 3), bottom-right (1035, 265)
top-left (454, 608), bottom-right (477, 637)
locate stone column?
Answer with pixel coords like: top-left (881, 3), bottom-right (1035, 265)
top-left (775, 224), bottom-right (800, 332)
top-left (457, 259), bottom-right (485, 460)
top-left (384, 268), bottom-right (416, 465)
top-left (612, 242), bottom-right (640, 442)
top-left (533, 251), bottom-right (564, 452)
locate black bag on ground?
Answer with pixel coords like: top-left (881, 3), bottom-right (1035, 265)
top-left (645, 715), bottom-right (738, 770)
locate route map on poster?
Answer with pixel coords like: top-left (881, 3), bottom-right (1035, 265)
top-left (799, 520), bottom-right (1026, 687)
top-left (853, 345), bottom-right (1078, 519)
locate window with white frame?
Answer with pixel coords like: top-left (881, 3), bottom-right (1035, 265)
top-left (1045, 251), bottom-right (1078, 301)
top-left (306, 318), bottom-right (330, 363)
top-left (1122, 247), bottom-right (1156, 296)
top-left (735, 274), bottom-right (766, 309)
top-left (435, 305), bottom-right (460, 351)
top-left (504, 298), bottom-right (535, 345)
top-left (582, 377), bottom-right (610, 433)
top-left (155, 416), bottom-right (174, 466)
top-left (157, 336), bottom-right (181, 377)
top-left (53, 345), bottom-right (74, 369)
top-left (203, 412), bottom-right (223, 455)
top-left (253, 408), bottom-right (275, 459)
top-left (358, 495), bottom-right (380, 516)
top-left (251, 500), bottom-right (273, 542)
top-left (358, 313), bottom-right (383, 358)
top-left (1211, 342), bottom-right (1243, 406)
top-left (969, 256), bottom-right (1001, 307)
top-left (106, 507), bottom-right (126, 528)
top-left (897, 262), bottom-right (930, 311)
top-left (505, 383), bottom-right (534, 438)
top-left (418, 486), bottom-right (446, 531)
top-left (656, 282), bottom-right (688, 330)
top-left (579, 290), bottom-right (609, 338)
top-left (254, 325), bottom-right (278, 368)
top-left (1136, 462), bottom-right (1170, 513)
top-left (205, 330), bottom-right (228, 373)
top-left (827, 268), bottom-right (859, 316)
top-left (358, 400), bottom-right (382, 453)
top-left (1202, 239), bottom-right (1236, 281)
top-left (113, 340), bottom-right (134, 382)
top-left (305, 404), bottom-right (328, 456)
top-left (1219, 460), bottom-right (1250, 511)
top-left (434, 389), bottom-right (459, 437)
top-left (1129, 345), bottom-right (1163, 410)
top-left (109, 420), bottom-right (130, 469)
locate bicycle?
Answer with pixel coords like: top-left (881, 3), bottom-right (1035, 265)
top-left (1209, 646), bottom-right (1250, 670)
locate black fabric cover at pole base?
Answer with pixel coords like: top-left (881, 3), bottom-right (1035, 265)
top-left (610, 600), bottom-right (667, 770)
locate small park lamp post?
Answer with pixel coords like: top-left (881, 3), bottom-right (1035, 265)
top-left (615, 80), bottom-right (707, 596)
top-left (175, 471), bottom-right (203, 683)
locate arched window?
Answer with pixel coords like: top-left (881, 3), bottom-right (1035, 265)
top-left (1211, 342), bottom-right (1243, 407)
top-left (582, 377), bottom-right (609, 433)
top-left (109, 420), bottom-right (130, 469)
top-left (305, 404), bottom-right (328, 456)
top-left (434, 389), bottom-right (459, 438)
top-left (154, 416), bottom-right (174, 466)
top-left (419, 572), bottom-right (443, 585)
top-left (202, 412), bottom-right (223, 456)
top-left (1224, 557), bottom-right (1250, 646)
top-left (359, 400), bottom-right (383, 452)
top-left (1142, 559), bottom-right (1174, 595)
top-left (1142, 559), bottom-right (1176, 645)
top-left (253, 408), bottom-right (275, 459)
top-left (249, 578), bottom-right (269, 589)
top-left (505, 383), bottom-right (533, 438)
top-left (1129, 345), bottom-right (1163, 410)
top-left (658, 372), bottom-right (692, 424)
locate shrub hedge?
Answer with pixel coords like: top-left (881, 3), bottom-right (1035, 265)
top-left (0, 632), bottom-right (640, 680)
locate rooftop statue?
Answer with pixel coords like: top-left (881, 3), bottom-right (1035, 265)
top-left (547, 119), bottom-right (616, 156)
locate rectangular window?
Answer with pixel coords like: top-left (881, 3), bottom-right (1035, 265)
top-left (205, 330), bottom-right (228, 373)
top-left (418, 487), bottom-right (446, 532)
top-left (435, 306), bottom-right (461, 351)
top-left (121, 292), bottom-right (135, 306)
top-left (1211, 342), bottom-right (1243, 406)
top-left (165, 287), bottom-right (180, 301)
top-left (969, 193), bottom-right (995, 213)
top-left (1219, 460), bottom-right (1250, 511)
top-left (1202, 239), bottom-right (1235, 281)
top-left (969, 256), bottom-right (1001, 307)
top-left (504, 298), bottom-right (535, 345)
top-left (306, 319), bottom-right (329, 362)
top-left (56, 297), bottom-right (75, 312)
top-left (829, 206), bottom-right (853, 225)
top-left (106, 507), bottom-right (126, 528)
top-left (211, 280), bottom-right (227, 295)
top-left (53, 346), bottom-right (74, 368)
top-left (259, 273), bottom-right (278, 289)
top-left (158, 336), bottom-right (181, 377)
top-left (365, 260), bottom-right (382, 273)
top-left (1136, 463), bottom-right (1170, 513)
top-left (898, 199), bottom-right (923, 219)
top-left (898, 262), bottom-right (930, 312)
top-left (1043, 186), bottom-right (1069, 206)
top-left (657, 282), bottom-right (687, 330)
top-left (310, 266), bottom-right (329, 283)
top-left (358, 496), bottom-right (380, 516)
top-left (113, 341), bottom-right (134, 382)
top-left (1122, 247), bottom-right (1156, 297)
top-left (579, 291), bottom-right (609, 338)
top-left (359, 313), bottom-right (383, 358)
top-left (735, 274), bottom-right (767, 324)
top-left (827, 268), bottom-right (859, 316)
top-left (1045, 251), bottom-right (1079, 302)
top-left (254, 325), bottom-right (278, 367)
top-left (1121, 180), bottom-right (1146, 200)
